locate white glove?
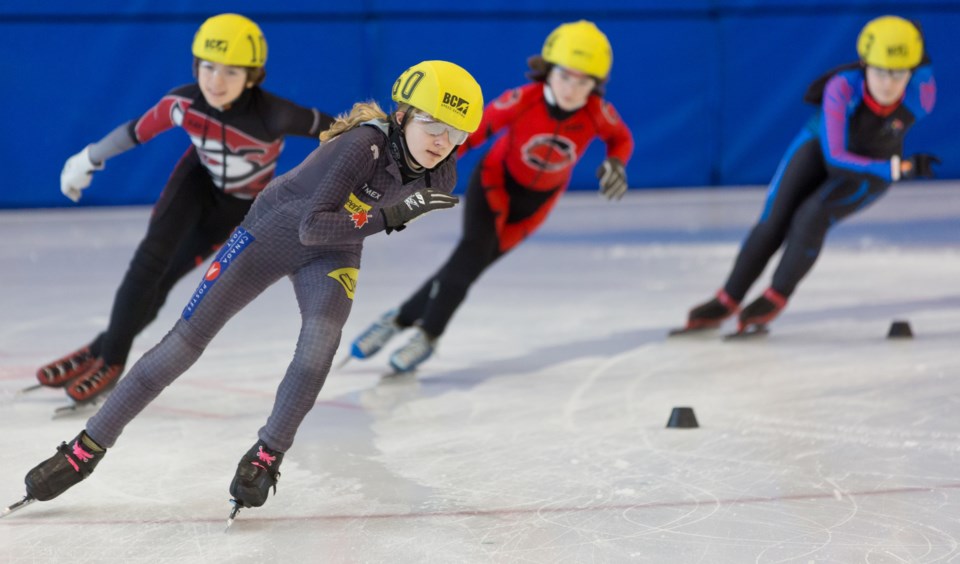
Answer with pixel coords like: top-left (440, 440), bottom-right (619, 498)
top-left (60, 146), bottom-right (104, 202)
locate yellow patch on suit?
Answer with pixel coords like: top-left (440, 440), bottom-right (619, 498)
top-left (343, 193), bottom-right (371, 215)
top-left (344, 194), bottom-right (373, 229)
top-left (328, 267), bottom-right (359, 300)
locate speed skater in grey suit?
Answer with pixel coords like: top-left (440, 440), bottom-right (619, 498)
top-left (8, 61), bottom-right (483, 523)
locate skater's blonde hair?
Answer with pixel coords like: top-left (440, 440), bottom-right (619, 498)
top-left (320, 101), bottom-right (389, 142)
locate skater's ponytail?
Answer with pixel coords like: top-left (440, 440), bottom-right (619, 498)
top-left (319, 101), bottom-right (388, 142)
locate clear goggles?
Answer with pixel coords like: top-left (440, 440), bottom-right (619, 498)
top-left (412, 113), bottom-right (469, 145)
top-left (868, 67), bottom-right (911, 81)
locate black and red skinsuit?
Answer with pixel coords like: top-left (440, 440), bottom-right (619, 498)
top-left (85, 84), bottom-right (333, 368)
top-left (394, 82), bottom-right (633, 338)
top-left (721, 63), bottom-right (936, 304)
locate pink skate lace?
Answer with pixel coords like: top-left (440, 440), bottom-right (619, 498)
top-left (72, 441), bottom-right (95, 462)
top-left (251, 446), bottom-right (277, 470)
top-left (62, 440), bottom-right (95, 472)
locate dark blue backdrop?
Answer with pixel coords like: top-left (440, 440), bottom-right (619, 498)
top-left (2, 1), bottom-right (957, 208)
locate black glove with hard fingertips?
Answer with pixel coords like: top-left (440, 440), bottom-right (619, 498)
top-left (901, 153), bottom-right (941, 180)
top-left (596, 157), bottom-right (628, 200)
top-left (381, 189), bottom-right (459, 232)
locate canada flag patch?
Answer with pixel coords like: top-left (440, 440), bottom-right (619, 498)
top-left (344, 193), bottom-right (373, 229)
top-left (351, 210), bottom-right (368, 228)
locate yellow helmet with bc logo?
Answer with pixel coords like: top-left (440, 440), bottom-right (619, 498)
top-left (391, 60), bottom-right (484, 133)
top-left (192, 13), bottom-right (267, 68)
top-left (857, 16), bottom-right (923, 70)
top-left (542, 20), bottom-right (613, 80)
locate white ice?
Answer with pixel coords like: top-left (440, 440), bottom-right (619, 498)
top-left (1, 183), bottom-right (959, 563)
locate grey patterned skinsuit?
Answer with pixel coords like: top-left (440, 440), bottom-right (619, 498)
top-left (84, 121), bottom-right (456, 452)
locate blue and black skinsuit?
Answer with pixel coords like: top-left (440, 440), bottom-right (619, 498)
top-left (721, 61), bottom-right (936, 302)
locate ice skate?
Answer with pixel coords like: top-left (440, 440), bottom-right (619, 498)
top-left (65, 361), bottom-right (123, 403)
top-left (347, 310), bottom-right (402, 364)
top-left (33, 345), bottom-right (97, 390)
top-left (669, 290), bottom-right (739, 336)
top-left (724, 288), bottom-right (786, 340)
top-left (20, 431), bottom-right (106, 506)
top-left (227, 439), bottom-right (285, 524)
top-left (388, 329), bottom-right (436, 373)
top-left (50, 361), bottom-right (123, 417)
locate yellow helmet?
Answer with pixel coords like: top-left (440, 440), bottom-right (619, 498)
top-left (541, 20), bottom-right (613, 80)
top-left (857, 15), bottom-right (923, 70)
top-left (391, 60), bottom-right (484, 133)
top-left (191, 13), bottom-right (267, 67)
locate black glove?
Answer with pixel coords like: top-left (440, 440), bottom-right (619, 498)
top-left (596, 157), bottom-right (628, 200)
top-left (901, 154), bottom-right (941, 180)
top-left (381, 189), bottom-right (459, 232)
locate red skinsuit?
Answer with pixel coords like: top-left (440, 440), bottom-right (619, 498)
top-left (459, 82), bottom-right (633, 251)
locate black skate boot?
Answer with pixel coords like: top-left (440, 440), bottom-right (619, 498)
top-left (66, 361), bottom-right (124, 404)
top-left (229, 440), bottom-right (284, 509)
top-left (24, 431), bottom-right (106, 501)
top-left (679, 289), bottom-right (739, 332)
top-left (736, 288), bottom-right (788, 333)
top-left (36, 346), bottom-right (97, 388)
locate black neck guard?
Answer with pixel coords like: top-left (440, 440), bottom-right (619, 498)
top-left (388, 118), bottom-right (428, 184)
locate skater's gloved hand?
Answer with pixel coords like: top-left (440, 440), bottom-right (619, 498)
top-left (900, 153), bottom-right (941, 180)
top-left (60, 146), bottom-right (104, 203)
top-left (381, 189), bottom-right (459, 232)
top-left (596, 157), bottom-right (627, 200)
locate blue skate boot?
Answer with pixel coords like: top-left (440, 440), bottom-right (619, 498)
top-left (388, 329), bottom-right (436, 373)
top-left (349, 310), bottom-right (402, 360)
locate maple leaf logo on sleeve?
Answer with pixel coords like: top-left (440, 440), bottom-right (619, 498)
top-left (343, 193), bottom-right (373, 229)
top-left (351, 210), bottom-right (368, 228)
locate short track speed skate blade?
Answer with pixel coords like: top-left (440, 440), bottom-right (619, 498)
top-left (52, 401), bottom-right (100, 419)
top-left (16, 384), bottom-right (45, 397)
top-left (667, 326), bottom-right (719, 337)
top-left (334, 355), bottom-right (353, 371)
top-left (2, 495), bottom-right (36, 518)
top-left (225, 500), bottom-right (242, 532)
top-left (381, 367), bottom-right (420, 380)
top-left (52, 390), bottom-right (113, 419)
top-left (723, 326), bottom-right (770, 341)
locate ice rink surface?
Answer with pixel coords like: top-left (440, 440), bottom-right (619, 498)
top-left (1, 183), bottom-right (959, 563)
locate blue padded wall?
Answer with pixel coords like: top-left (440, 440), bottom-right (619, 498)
top-left (1, 1), bottom-right (956, 207)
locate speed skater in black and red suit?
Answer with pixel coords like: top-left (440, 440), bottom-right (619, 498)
top-left (35, 13), bottom-right (335, 405)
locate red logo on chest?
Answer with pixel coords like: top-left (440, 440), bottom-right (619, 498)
top-left (521, 134), bottom-right (578, 172)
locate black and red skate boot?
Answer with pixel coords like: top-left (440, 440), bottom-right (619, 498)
top-left (736, 287), bottom-right (787, 334)
top-left (671, 290), bottom-right (739, 335)
top-left (65, 361), bottom-right (124, 404)
top-left (36, 346), bottom-right (97, 388)
top-left (229, 440), bottom-right (284, 509)
top-left (24, 431), bottom-right (107, 502)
